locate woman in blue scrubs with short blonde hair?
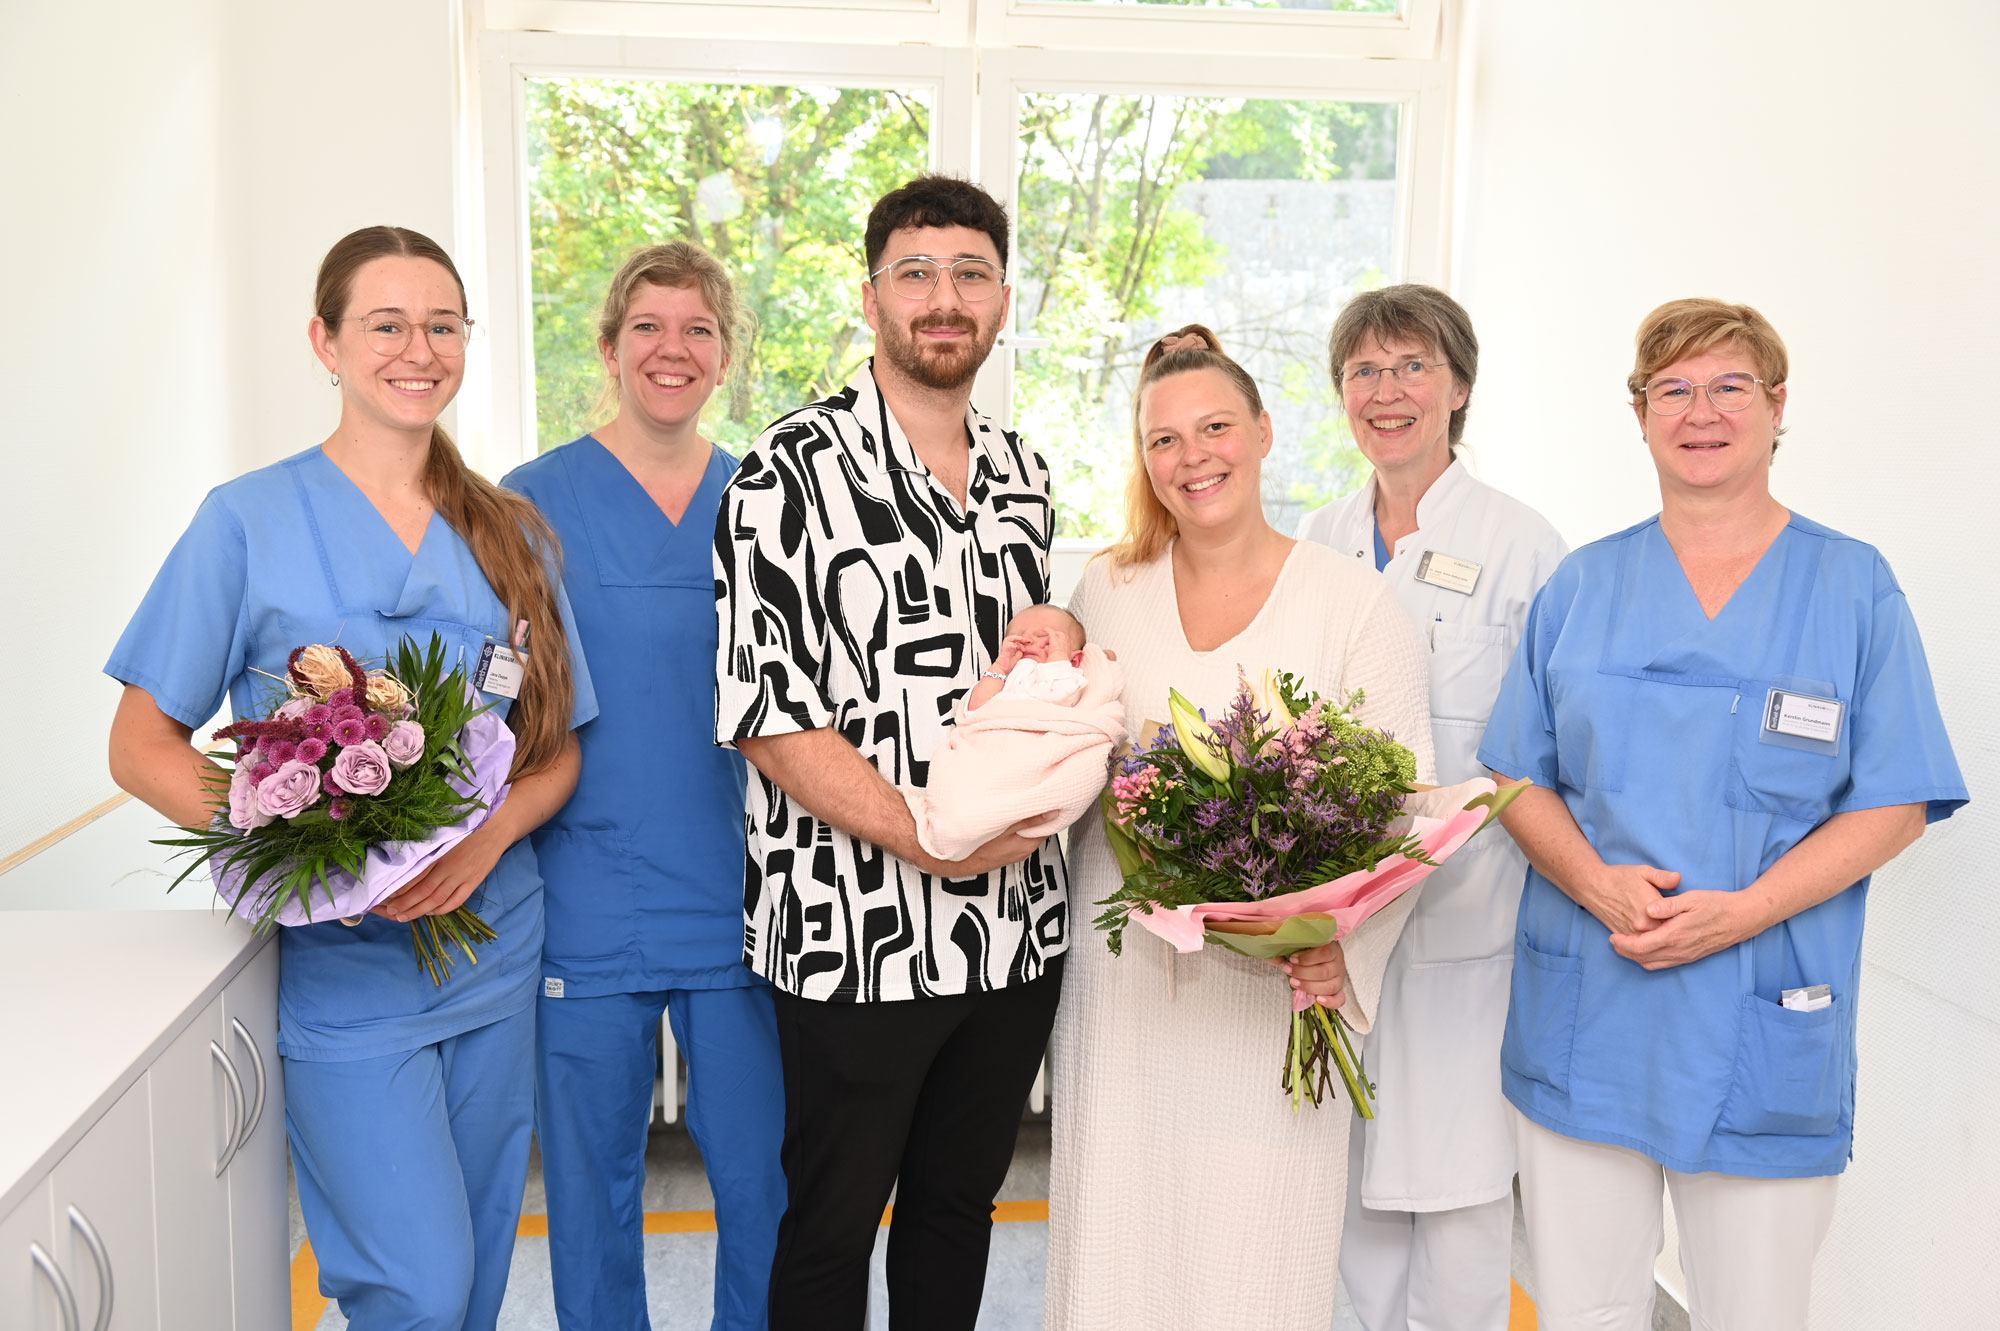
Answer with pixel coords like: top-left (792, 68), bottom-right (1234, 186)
top-left (1480, 298), bottom-right (1966, 1331)
top-left (504, 242), bottom-right (784, 1331)
top-left (107, 225), bottom-right (596, 1330)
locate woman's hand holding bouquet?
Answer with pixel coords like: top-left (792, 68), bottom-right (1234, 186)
top-left (1097, 668), bottom-right (1524, 1114)
top-left (160, 634), bottom-right (517, 984)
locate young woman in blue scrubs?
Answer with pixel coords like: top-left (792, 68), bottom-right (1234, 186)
top-left (503, 243), bottom-right (784, 1331)
top-left (106, 226), bottom-right (595, 1331)
top-left (1480, 299), bottom-right (1967, 1331)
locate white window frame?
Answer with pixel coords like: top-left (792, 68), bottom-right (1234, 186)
top-left (460, 1), bottom-right (1458, 475)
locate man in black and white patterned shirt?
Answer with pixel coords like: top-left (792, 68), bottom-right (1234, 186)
top-left (714, 176), bottom-right (1066, 1331)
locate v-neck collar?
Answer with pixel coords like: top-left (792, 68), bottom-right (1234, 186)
top-left (580, 433), bottom-right (723, 531)
top-left (311, 445), bottom-right (436, 558)
top-left (851, 360), bottom-right (1012, 514)
top-left (1657, 510), bottom-right (1792, 625)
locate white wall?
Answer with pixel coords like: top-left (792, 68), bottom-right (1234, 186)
top-left (0, 0), bottom-right (457, 892)
top-left (1453, 2), bottom-right (2000, 1324)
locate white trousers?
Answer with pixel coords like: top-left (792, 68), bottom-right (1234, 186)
top-left (1340, 1120), bottom-right (1514, 1331)
top-left (1512, 1109), bottom-right (1840, 1331)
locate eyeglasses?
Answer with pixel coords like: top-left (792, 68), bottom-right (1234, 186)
top-left (867, 255), bottom-right (1004, 303)
top-left (343, 313), bottom-right (476, 358)
top-left (1340, 358), bottom-right (1448, 392)
top-left (1642, 372), bottom-right (1768, 415)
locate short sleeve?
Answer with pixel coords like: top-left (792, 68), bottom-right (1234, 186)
top-left (1836, 570), bottom-right (1967, 824)
top-left (1478, 570), bottom-right (1567, 788)
top-left (554, 577), bottom-right (598, 731)
top-left (713, 447), bottom-right (834, 745)
top-left (104, 492), bottom-right (251, 730)
top-left (1341, 578), bottom-right (1436, 784)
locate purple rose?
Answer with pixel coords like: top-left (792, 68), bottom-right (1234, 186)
top-left (296, 736), bottom-right (329, 764)
top-left (382, 720), bottom-right (426, 769)
top-left (331, 716), bottom-right (369, 747)
top-left (255, 760), bottom-right (324, 819)
top-left (329, 741), bottom-right (393, 797)
top-left (227, 762), bottom-right (274, 830)
top-left (274, 698), bottom-right (311, 722)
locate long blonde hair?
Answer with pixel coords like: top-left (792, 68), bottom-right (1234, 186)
top-left (1104, 323), bottom-right (1265, 570)
top-left (314, 226), bottom-right (576, 779)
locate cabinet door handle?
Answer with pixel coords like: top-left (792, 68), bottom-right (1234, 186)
top-left (28, 1241), bottom-right (81, 1331)
top-left (229, 1016), bottom-right (267, 1150)
top-left (210, 1040), bottom-right (245, 1176)
top-left (66, 1206), bottom-right (114, 1331)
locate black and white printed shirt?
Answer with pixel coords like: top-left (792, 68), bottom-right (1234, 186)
top-left (714, 361), bottom-right (1069, 1002)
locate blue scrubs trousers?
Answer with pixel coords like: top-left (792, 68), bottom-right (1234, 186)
top-left (537, 986), bottom-right (787, 1331)
top-left (285, 1004), bottom-right (536, 1331)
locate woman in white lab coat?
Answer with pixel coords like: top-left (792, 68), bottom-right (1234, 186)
top-left (1297, 285), bottom-right (1566, 1331)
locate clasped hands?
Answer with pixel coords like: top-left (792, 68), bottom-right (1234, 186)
top-left (1585, 863), bottom-right (1759, 970)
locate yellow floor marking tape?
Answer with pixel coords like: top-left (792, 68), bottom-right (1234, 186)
top-left (293, 1206), bottom-right (1535, 1330)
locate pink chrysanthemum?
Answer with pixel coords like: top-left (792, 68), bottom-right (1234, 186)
top-left (328, 799), bottom-right (350, 821)
top-left (250, 762), bottom-right (279, 785)
top-left (332, 704), bottom-right (365, 725)
top-left (331, 717), bottom-right (369, 747)
top-left (329, 687), bottom-right (355, 709)
top-left (322, 769), bottom-right (343, 795)
top-left (363, 712), bottom-right (389, 742)
top-left (263, 739), bottom-right (298, 766)
top-left (296, 737), bottom-right (328, 764)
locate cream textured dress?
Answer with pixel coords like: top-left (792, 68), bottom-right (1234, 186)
top-left (1046, 539), bottom-right (1436, 1331)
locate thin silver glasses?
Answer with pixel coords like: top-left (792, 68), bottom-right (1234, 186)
top-left (868, 255), bottom-right (1004, 303)
top-left (343, 313), bottom-right (476, 358)
top-left (1340, 358), bottom-right (1449, 391)
top-left (1643, 372), bottom-right (1767, 415)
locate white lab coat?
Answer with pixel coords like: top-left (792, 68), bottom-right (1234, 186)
top-left (1298, 458), bottom-right (1567, 1211)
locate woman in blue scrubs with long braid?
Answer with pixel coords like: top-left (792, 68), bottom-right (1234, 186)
top-left (107, 225), bottom-right (596, 1330)
top-left (505, 242), bottom-right (784, 1331)
top-left (1480, 299), bottom-right (1967, 1331)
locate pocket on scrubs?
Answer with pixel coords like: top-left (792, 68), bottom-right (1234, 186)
top-left (1714, 991), bottom-right (1844, 1138)
top-left (1501, 935), bottom-right (1582, 1094)
top-left (1431, 717), bottom-right (1487, 786)
top-left (1725, 711), bottom-right (1847, 824)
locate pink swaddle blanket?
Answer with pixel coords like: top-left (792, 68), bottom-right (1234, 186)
top-left (906, 645), bottom-right (1128, 861)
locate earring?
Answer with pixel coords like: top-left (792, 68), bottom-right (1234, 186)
top-left (330, 372), bottom-right (341, 387)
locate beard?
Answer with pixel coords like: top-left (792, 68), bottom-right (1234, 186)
top-left (876, 310), bottom-right (1002, 392)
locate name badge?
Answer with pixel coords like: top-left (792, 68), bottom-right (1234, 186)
top-left (474, 641), bottom-right (527, 700)
top-left (1764, 688), bottom-right (1842, 744)
top-left (1414, 550), bottom-right (1481, 595)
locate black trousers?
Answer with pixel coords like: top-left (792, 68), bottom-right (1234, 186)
top-left (766, 957), bottom-right (1065, 1331)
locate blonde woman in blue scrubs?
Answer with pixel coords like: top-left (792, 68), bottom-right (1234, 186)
top-left (107, 226), bottom-right (595, 1330)
top-left (1480, 299), bottom-right (1966, 1331)
top-left (1298, 285), bottom-right (1565, 1331)
top-left (504, 243), bottom-right (784, 1331)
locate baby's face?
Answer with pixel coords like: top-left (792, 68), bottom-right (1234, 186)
top-left (1006, 607), bottom-right (1086, 664)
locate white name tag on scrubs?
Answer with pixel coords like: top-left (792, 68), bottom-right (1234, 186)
top-left (1764, 688), bottom-right (1843, 744)
top-left (1414, 550), bottom-right (1482, 595)
top-left (474, 642), bottom-right (526, 700)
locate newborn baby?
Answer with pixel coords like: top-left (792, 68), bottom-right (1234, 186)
top-left (967, 604), bottom-right (1091, 711)
top-left (904, 603), bottom-right (1126, 862)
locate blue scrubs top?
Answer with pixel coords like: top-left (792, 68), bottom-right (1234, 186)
top-left (1479, 513), bottom-right (1966, 1178)
top-left (1372, 517), bottom-right (1393, 572)
top-left (503, 436), bottom-right (752, 995)
top-left (107, 447), bottom-right (598, 1061)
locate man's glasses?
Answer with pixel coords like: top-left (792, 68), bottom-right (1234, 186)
top-left (342, 313), bottom-right (476, 358)
top-left (1642, 373), bottom-right (1767, 415)
top-left (868, 256), bottom-right (1004, 303)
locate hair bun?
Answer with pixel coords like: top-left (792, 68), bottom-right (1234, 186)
top-left (1143, 322), bottom-right (1223, 368)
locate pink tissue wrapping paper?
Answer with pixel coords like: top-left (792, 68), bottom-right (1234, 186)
top-left (1129, 777), bottom-right (1502, 1012)
top-left (212, 707), bottom-right (516, 927)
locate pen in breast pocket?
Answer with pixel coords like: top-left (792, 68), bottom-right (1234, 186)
top-left (1429, 615), bottom-right (1440, 650)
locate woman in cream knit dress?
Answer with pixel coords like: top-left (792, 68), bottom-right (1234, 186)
top-left (1046, 327), bottom-right (1434, 1330)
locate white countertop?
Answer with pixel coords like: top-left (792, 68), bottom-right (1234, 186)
top-left (0, 910), bottom-right (270, 1215)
